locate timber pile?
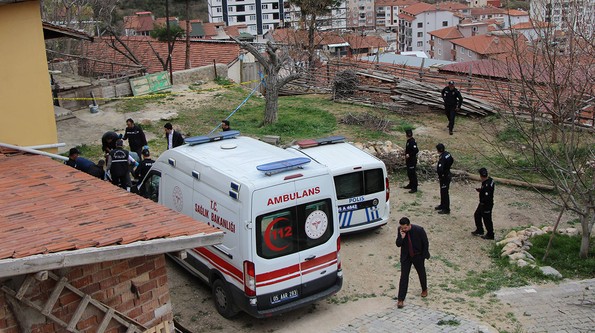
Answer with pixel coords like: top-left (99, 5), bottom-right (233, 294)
top-left (392, 79), bottom-right (496, 117)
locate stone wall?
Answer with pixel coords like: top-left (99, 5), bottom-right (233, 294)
top-left (0, 255), bottom-right (172, 332)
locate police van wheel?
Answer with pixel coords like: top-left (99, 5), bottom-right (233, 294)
top-left (212, 279), bottom-right (238, 318)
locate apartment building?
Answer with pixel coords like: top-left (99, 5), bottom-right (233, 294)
top-left (530, 0), bottom-right (594, 36)
top-left (374, 0), bottom-right (418, 29)
top-left (283, 1), bottom-right (348, 31)
top-left (398, 2), bottom-right (459, 54)
top-left (208, 0), bottom-right (284, 35)
top-left (429, 20), bottom-right (489, 60)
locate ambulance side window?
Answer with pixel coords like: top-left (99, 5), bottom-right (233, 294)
top-left (140, 171), bottom-right (161, 202)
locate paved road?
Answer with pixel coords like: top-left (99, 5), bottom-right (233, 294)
top-left (330, 279), bottom-right (595, 333)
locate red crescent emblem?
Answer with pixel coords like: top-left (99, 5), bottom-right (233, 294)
top-left (264, 217), bottom-right (289, 252)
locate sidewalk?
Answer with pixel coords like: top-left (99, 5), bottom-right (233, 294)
top-left (330, 279), bottom-right (595, 333)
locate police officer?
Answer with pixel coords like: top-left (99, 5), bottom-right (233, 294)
top-left (472, 168), bottom-right (495, 240)
top-left (435, 143), bottom-right (454, 214)
top-left (441, 81), bottom-right (463, 135)
top-left (123, 118), bottom-right (147, 161)
top-left (403, 129), bottom-right (419, 193)
top-left (134, 148), bottom-right (154, 182)
top-left (107, 139), bottom-right (132, 190)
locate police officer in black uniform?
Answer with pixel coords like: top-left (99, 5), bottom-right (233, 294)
top-left (403, 129), bottom-right (419, 193)
top-left (472, 168), bottom-right (495, 239)
top-left (441, 81), bottom-right (463, 135)
top-left (134, 148), bottom-right (154, 183)
top-left (107, 139), bottom-right (132, 190)
top-left (435, 143), bottom-right (454, 214)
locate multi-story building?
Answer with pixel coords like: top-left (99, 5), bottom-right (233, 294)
top-left (398, 2), bottom-right (459, 54)
top-left (283, 1), bottom-right (348, 31)
top-left (345, 0), bottom-right (376, 28)
top-left (529, 0), bottom-right (594, 36)
top-left (428, 20), bottom-right (489, 60)
top-left (374, 0), bottom-right (418, 30)
top-left (208, 0), bottom-right (285, 35)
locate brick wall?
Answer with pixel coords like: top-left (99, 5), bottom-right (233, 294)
top-left (0, 254), bottom-right (172, 333)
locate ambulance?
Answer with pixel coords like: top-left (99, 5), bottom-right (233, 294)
top-left (286, 136), bottom-right (390, 234)
top-left (138, 131), bottom-right (342, 318)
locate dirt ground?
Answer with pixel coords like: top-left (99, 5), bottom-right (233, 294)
top-left (55, 84), bottom-right (571, 333)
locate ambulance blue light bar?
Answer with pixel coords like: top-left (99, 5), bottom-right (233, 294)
top-left (296, 135), bottom-right (345, 148)
top-left (185, 130), bottom-right (240, 146)
top-left (256, 157), bottom-right (311, 176)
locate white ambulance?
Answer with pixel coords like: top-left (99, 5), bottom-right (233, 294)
top-left (138, 131), bottom-right (343, 318)
top-left (286, 136), bottom-right (390, 234)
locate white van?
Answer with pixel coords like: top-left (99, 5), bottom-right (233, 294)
top-left (286, 136), bottom-right (390, 234)
top-left (138, 131), bottom-right (343, 318)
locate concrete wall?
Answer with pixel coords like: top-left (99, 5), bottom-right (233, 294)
top-left (0, 255), bottom-right (172, 333)
top-left (0, 1), bottom-right (58, 148)
top-left (173, 63), bottom-right (228, 84)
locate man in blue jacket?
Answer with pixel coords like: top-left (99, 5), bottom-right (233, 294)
top-left (395, 217), bottom-right (430, 309)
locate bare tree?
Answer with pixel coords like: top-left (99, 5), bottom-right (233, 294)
top-left (231, 38), bottom-right (302, 124)
top-left (482, 1), bottom-right (594, 258)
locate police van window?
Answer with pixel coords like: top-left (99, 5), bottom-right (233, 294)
top-left (256, 198), bottom-right (333, 259)
top-left (364, 168), bottom-right (384, 193)
top-left (334, 173), bottom-right (363, 199)
top-left (140, 172), bottom-right (161, 202)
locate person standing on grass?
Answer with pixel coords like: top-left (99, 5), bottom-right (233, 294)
top-left (472, 168), bottom-right (495, 240)
top-left (441, 81), bottom-right (463, 135)
top-left (164, 122), bottom-right (184, 149)
top-left (435, 143), bottom-right (454, 215)
top-left (123, 118), bottom-right (147, 161)
top-left (403, 129), bottom-right (419, 193)
top-left (395, 217), bottom-right (430, 309)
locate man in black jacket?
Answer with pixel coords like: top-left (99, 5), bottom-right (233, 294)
top-left (107, 139), bottom-right (132, 190)
top-left (435, 143), bottom-right (454, 214)
top-left (472, 168), bottom-right (495, 240)
top-left (164, 122), bottom-right (184, 149)
top-left (441, 81), bottom-right (463, 135)
top-left (395, 217), bottom-right (430, 308)
top-left (123, 118), bottom-right (147, 160)
top-left (134, 148), bottom-right (154, 182)
top-left (403, 129), bottom-right (419, 193)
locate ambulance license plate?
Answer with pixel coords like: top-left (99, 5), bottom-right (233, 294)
top-left (270, 289), bottom-right (299, 304)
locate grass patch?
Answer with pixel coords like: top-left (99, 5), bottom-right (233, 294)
top-left (526, 233), bottom-right (595, 278)
top-left (437, 318), bottom-right (460, 326)
top-left (116, 94), bottom-right (168, 113)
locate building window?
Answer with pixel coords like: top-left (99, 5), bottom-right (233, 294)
top-left (438, 49), bottom-right (442, 55)
top-left (263, 14), bottom-right (269, 20)
top-left (417, 41), bottom-right (423, 47)
top-left (249, 15), bottom-right (256, 20)
top-left (417, 32), bottom-right (423, 37)
top-left (262, 4), bottom-right (267, 9)
top-left (417, 22), bottom-right (423, 28)
top-left (228, 6), bottom-right (233, 12)
top-left (273, 13), bottom-right (279, 19)
top-left (215, 7), bottom-right (222, 13)
top-left (237, 5), bottom-right (245, 12)
top-left (237, 15), bottom-right (246, 22)
top-left (468, 49), bottom-right (471, 55)
top-left (249, 5), bottom-right (255, 10)
top-left (442, 21), bottom-right (448, 26)
top-left (273, 2), bottom-right (279, 9)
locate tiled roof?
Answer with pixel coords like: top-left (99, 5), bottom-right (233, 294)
top-left (344, 35), bottom-right (388, 49)
top-left (82, 36), bottom-right (240, 74)
top-left (505, 9), bottom-right (529, 16)
top-left (436, 1), bottom-right (469, 11)
top-left (450, 34), bottom-right (516, 55)
top-left (123, 14), bottom-right (154, 32)
top-left (375, 0), bottom-right (419, 7)
top-left (42, 21), bottom-right (93, 41)
top-left (470, 7), bottom-right (506, 15)
top-left (398, 13), bottom-right (415, 22)
top-left (402, 2), bottom-right (436, 15)
top-left (0, 150), bottom-right (221, 260)
top-left (511, 20), bottom-right (551, 29)
top-left (429, 26), bottom-right (463, 39)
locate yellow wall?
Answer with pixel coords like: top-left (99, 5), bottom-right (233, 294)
top-left (0, 1), bottom-right (58, 148)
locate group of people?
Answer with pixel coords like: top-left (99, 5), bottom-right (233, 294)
top-left (65, 118), bottom-right (233, 190)
top-left (396, 81), bottom-right (494, 309)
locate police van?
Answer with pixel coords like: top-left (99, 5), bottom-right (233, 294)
top-left (286, 136), bottom-right (390, 234)
top-left (138, 131), bottom-right (343, 318)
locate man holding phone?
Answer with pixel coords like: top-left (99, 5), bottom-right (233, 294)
top-left (395, 217), bottom-right (430, 308)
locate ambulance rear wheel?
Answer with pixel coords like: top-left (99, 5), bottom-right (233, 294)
top-left (212, 279), bottom-right (238, 318)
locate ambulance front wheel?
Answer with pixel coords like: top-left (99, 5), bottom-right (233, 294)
top-left (212, 279), bottom-right (239, 318)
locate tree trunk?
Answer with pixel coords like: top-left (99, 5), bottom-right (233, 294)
top-left (264, 74), bottom-right (279, 124)
top-left (579, 214), bottom-right (590, 259)
top-left (185, 0), bottom-right (191, 69)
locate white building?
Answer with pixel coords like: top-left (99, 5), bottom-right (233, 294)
top-left (398, 2), bottom-right (459, 53)
top-left (529, 0), bottom-right (594, 36)
top-left (284, 1), bottom-right (348, 31)
top-left (208, 0), bottom-right (284, 35)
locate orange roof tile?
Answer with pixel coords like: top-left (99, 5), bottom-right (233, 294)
top-left (123, 14), bottom-right (154, 32)
top-left (450, 34), bottom-right (518, 55)
top-left (375, 0), bottom-right (419, 7)
top-left (429, 26), bottom-right (464, 39)
top-left (0, 151), bottom-right (221, 260)
top-left (511, 20), bottom-right (552, 29)
top-left (82, 36), bottom-right (240, 74)
top-left (470, 7), bottom-right (506, 16)
top-left (398, 13), bottom-right (415, 22)
top-left (402, 2), bottom-right (436, 15)
top-left (505, 9), bottom-right (528, 16)
top-left (344, 35), bottom-right (388, 49)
